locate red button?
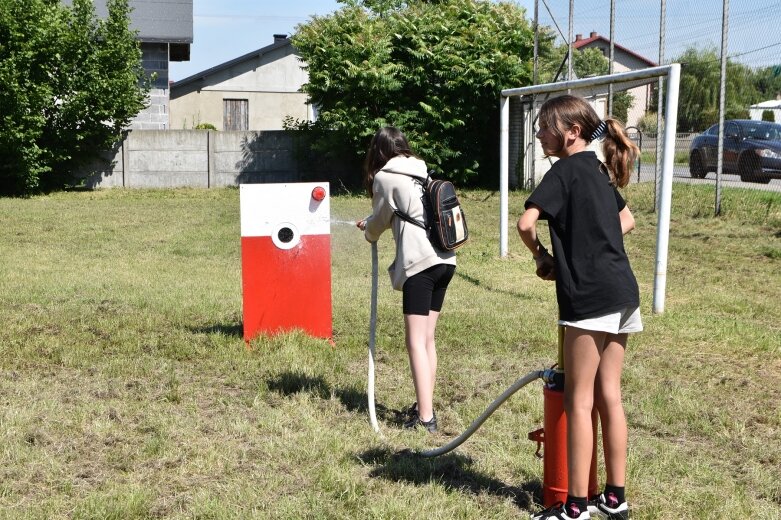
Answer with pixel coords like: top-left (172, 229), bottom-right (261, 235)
top-left (311, 186), bottom-right (326, 201)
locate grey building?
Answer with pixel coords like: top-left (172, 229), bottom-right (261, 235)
top-left (62, 0), bottom-right (193, 129)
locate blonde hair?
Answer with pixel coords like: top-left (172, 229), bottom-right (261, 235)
top-left (538, 95), bottom-right (639, 188)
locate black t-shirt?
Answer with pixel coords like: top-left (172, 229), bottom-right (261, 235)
top-left (525, 151), bottom-right (639, 321)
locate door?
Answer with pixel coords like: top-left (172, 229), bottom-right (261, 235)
top-left (223, 99), bottom-right (249, 131)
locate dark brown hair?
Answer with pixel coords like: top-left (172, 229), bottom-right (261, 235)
top-left (363, 127), bottom-right (418, 196)
top-left (538, 95), bottom-right (639, 188)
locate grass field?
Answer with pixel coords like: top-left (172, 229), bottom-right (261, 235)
top-left (0, 184), bottom-right (779, 519)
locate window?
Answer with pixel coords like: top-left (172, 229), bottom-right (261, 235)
top-left (223, 99), bottom-right (248, 131)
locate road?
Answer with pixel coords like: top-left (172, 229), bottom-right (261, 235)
top-left (632, 163), bottom-right (781, 193)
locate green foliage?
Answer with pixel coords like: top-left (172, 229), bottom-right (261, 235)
top-left (0, 0), bottom-right (147, 196)
top-left (762, 110), bottom-right (775, 122)
top-left (637, 112), bottom-right (662, 135)
top-left (194, 123), bottom-right (217, 130)
top-left (675, 46), bottom-right (762, 132)
top-left (290, 0), bottom-right (534, 185)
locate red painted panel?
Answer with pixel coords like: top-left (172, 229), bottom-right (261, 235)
top-left (241, 234), bottom-right (332, 341)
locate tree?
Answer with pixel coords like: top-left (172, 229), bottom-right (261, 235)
top-left (0, 0), bottom-right (147, 196)
top-left (753, 65), bottom-right (781, 101)
top-left (289, 0), bottom-right (536, 185)
top-left (674, 46), bottom-right (760, 132)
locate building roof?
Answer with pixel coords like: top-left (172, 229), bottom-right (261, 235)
top-left (171, 36), bottom-right (294, 90)
top-left (62, 0), bottom-right (193, 43)
top-left (750, 99), bottom-right (781, 109)
top-left (573, 31), bottom-right (656, 67)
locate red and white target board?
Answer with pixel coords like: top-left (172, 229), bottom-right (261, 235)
top-left (240, 182), bottom-right (332, 341)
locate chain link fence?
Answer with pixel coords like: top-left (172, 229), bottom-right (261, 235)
top-left (528, 0), bottom-right (781, 216)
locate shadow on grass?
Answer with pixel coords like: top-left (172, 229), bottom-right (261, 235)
top-left (189, 323), bottom-right (244, 337)
top-left (456, 271), bottom-right (534, 301)
top-left (266, 370), bottom-right (407, 425)
top-left (357, 446), bottom-right (541, 510)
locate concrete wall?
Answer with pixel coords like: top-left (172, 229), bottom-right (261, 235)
top-left (133, 43), bottom-right (171, 130)
top-left (79, 130), bottom-right (351, 189)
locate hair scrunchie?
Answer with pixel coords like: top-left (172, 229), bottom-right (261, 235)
top-left (590, 121), bottom-right (607, 141)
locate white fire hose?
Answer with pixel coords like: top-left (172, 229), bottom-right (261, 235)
top-left (367, 241), bottom-right (551, 456)
top-left (367, 241), bottom-right (381, 435)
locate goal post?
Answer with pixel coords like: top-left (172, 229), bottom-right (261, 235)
top-left (499, 64), bottom-right (681, 314)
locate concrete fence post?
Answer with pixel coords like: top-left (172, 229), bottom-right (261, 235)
top-left (122, 133), bottom-right (130, 187)
top-left (207, 130), bottom-right (215, 188)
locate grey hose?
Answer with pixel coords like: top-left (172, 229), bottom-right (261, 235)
top-left (418, 370), bottom-right (543, 457)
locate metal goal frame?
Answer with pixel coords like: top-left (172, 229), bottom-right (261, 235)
top-left (499, 64), bottom-right (681, 314)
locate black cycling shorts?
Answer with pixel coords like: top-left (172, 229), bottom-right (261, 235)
top-left (402, 264), bottom-right (456, 316)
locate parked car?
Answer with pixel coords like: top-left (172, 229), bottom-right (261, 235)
top-left (689, 119), bottom-right (781, 184)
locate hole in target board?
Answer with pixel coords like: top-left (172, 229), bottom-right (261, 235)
top-left (271, 222), bottom-right (301, 250)
top-left (278, 227), bottom-right (294, 243)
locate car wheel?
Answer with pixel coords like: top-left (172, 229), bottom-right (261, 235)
top-left (689, 151), bottom-right (707, 179)
top-left (739, 155), bottom-right (770, 184)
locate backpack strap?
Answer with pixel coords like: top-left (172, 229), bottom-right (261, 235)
top-left (391, 173), bottom-right (429, 229)
top-left (393, 208), bottom-right (426, 229)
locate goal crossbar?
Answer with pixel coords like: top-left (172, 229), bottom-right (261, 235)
top-left (499, 64), bottom-right (681, 314)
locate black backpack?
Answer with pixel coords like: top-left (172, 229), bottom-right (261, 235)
top-left (393, 171), bottom-right (469, 251)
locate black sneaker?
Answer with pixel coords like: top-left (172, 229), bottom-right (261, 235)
top-left (403, 410), bottom-right (437, 433)
top-left (587, 493), bottom-right (629, 520)
top-left (531, 502), bottom-right (589, 520)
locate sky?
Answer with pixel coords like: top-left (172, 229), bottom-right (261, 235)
top-left (169, 0), bottom-right (781, 83)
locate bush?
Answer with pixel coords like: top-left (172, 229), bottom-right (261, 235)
top-left (194, 123), bottom-right (217, 130)
top-left (637, 112), bottom-right (663, 135)
top-left (290, 0), bottom-right (536, 185)
top-left (0, 0), bottom-right (147, 196)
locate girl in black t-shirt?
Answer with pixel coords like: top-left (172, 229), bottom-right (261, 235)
top-left (518, 95), bottom-right (640, 520)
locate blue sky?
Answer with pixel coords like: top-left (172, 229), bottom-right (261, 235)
top-left (169, 0), bottom-right (781, 82)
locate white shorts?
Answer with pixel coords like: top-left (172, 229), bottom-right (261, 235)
top-left (558, 306), bottom-right (643, 335)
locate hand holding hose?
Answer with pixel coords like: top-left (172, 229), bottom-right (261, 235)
top-left (534, 248), bottom-right (556, 281)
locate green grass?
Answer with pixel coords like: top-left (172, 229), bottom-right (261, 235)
top-left (0, 184), bottom-right (779, 519)
top-left (640, 150), bottom-right (689, 165)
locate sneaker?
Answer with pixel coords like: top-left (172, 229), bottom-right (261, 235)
top-left (587, 493), bottom-right (629, 520)
top-left (531, 502), bottom-right (589, 520)
top-left (403, 410), bottom-right (437, 433)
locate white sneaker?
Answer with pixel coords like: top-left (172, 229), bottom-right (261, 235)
top-left (587, 493), bottom-right (629, 520)
top-left (531, 502), bottom-right (590, 520)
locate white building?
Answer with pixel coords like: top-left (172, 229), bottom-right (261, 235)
top-left (170, 36), bottom-right (313, 131)
top-left (573, 31), bottom-right (657, 127)
top-left (749, 99), bottom-right (781, 122)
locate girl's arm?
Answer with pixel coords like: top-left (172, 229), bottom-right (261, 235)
top-left (619, 205), bottom-right (635, 235)
top-left (518, 205), bottom-right (555, 280)
top-left (362, 179), bottom-right (394, 242)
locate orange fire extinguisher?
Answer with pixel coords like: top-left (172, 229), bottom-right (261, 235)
top-left (528, 325), bottom-right (598, 507)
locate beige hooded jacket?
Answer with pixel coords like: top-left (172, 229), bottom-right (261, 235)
top-left (364, 155), bottom-right (456, 291)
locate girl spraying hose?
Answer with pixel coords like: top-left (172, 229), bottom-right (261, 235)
top-left (518, 95), bottom-right (640, 520)
top-left (356, 127), bottom-right (456, 433)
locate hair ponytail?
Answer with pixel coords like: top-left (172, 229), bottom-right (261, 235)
top-left (601, 118), bottom-right (639, 188)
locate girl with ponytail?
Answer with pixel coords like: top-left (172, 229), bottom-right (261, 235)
top-left (518, 95), bottom-right (639, 520)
